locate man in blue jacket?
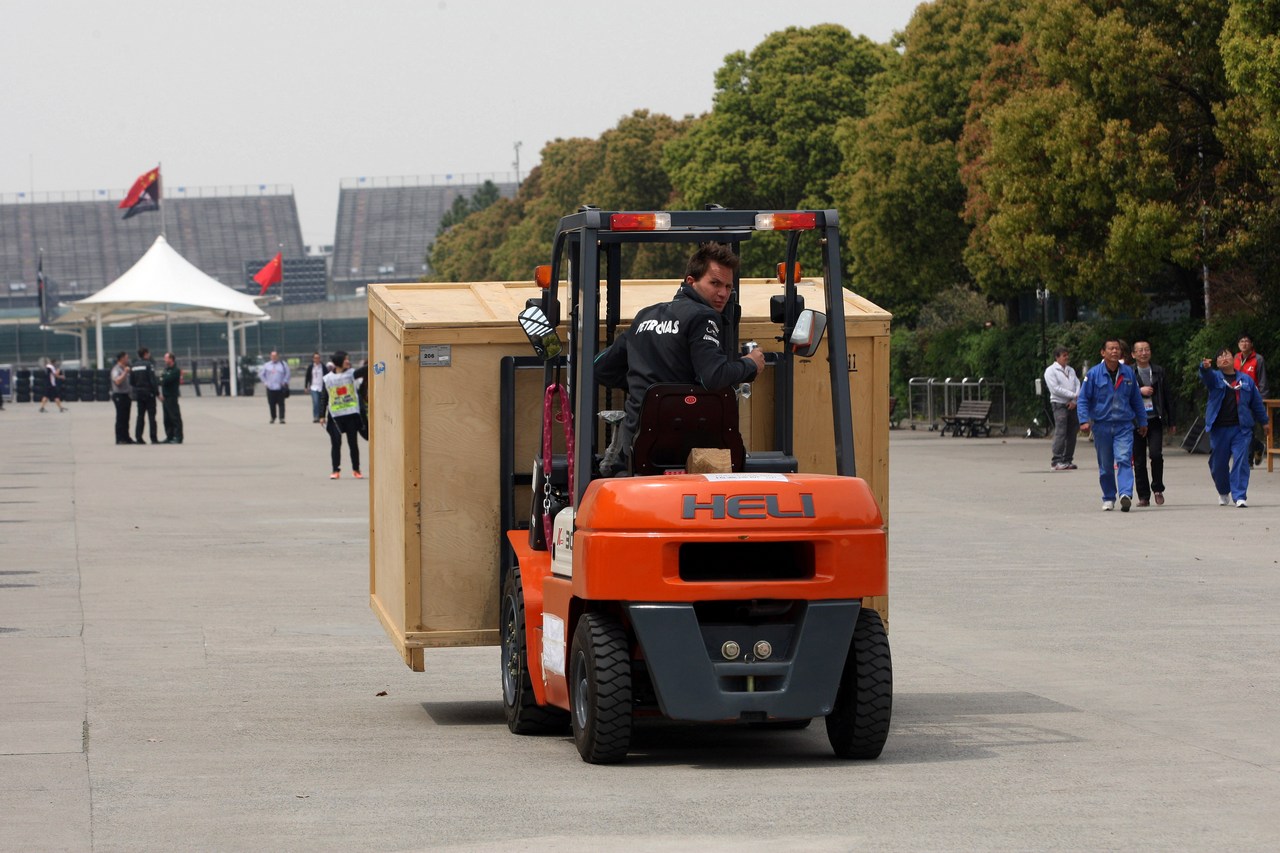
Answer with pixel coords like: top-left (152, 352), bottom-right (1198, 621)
top-left (1200, 347), bottom-right (1269, 507)
top-left (1077, 338), bottom-right (1148, 511)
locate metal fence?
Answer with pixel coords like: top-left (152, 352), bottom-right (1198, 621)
top-left (0, 317), bottom-right (369, 375)
top-left (906, 376), bottom-right (1008, 435)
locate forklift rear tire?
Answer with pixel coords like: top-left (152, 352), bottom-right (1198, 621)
top-left (501, 568), bottom-right (569, 735)
top-left (570, 612), bottom-right (632, 764)
top-left (826, 607), bottom-right (892, 759)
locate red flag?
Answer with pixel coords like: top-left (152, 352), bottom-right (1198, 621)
top-left (119, 166), bottom-right (161, 219)
top-left (254, 252), bottom-right (283, 295)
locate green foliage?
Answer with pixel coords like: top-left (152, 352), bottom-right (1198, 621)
top-left (888, 308), bottom-right (1279, 427)
top-left (425, 5), bottom-right (1280, 324)
top-left (916, 285), bottom-right (1007, 332)
top-left (427, 111), bottom-right (687, 281)
top-left (664, 25), bottom-right (892, 273)
top-left (956, 0), bottom-right (1240, 315)
top-left (833, 0), bottom-right (1023, 324)
top-left (436, 180), bottom-right (504, 236)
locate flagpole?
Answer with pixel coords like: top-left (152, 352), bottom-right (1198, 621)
top-left (158, 161), bottom-right (166, 239)
top-left (37, 248), bottom-right (46, 328)
top-left (279, 242), bottom-right (285, 350)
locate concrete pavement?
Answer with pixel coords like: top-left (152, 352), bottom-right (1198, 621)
top-left (1, 395), bottom-right (1277, 851)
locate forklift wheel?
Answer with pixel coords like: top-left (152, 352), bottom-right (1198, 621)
top-left (501, 568), bottom-right (569, 735)
top-left (826, 608), bottom-right (892, 759)
top-left (570, 613), bottom-right (632, 764)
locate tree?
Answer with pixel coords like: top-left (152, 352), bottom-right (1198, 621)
top-left (831, 0), bottom-right (1023, 323)
top-left (958, 0), bottom-right (1233, 317)
top-left (1214, 0), bottom-right (1280, 311)
top-left (664, 25), bottom-right (892, 272)
top-left (428, 111), bottom-right (687, 281)
top-left (436, 180), bottom-right (504, 236)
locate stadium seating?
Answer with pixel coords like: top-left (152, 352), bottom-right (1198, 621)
top-left (331, 181), bottom-right (517, 293)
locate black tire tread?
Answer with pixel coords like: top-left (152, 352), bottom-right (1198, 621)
top-left (501, 568), bottom-right (569, 735)
top-left (826, 607), bottom-right (892, 759)
top-left (572, 613), bottom-right (632, 763)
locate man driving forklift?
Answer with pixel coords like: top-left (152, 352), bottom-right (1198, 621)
top-left (594, 242), bottom-right (768, 471)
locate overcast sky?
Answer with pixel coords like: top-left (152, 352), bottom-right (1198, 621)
top-left (3, 0), bottom-right (924, 247)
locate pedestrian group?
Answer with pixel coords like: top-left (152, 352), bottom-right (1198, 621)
top-left (1046, 335), bottom-right (1269, 511)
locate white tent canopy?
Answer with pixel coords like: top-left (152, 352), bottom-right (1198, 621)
top-left (53, 235), bottom-right (270, 394)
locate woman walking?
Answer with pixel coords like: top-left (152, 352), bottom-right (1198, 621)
top-left (321, 350), bottom-right (363, 480)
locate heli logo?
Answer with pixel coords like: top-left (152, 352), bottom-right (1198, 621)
top-left (682, 493), bottom-right (815, 520)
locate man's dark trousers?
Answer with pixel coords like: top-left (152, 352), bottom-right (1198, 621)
top-left (113, 395), bottom-right (132, 443)
top-left (267, 388), bottom-right (286, 422)
top-left (1133, 417), bottom-right (1165, 500)
top-left (162, 396), bottom-right (183, 443)
top-left (134, 394), bottom-right (158, 443)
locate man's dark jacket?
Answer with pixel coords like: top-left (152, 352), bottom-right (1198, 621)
top-left (130, 358), bottom-right (159, 399)
top-left (595, 282), bottom-right (757, 442)
top-left (1136, 362), bottom-right (1175, 425)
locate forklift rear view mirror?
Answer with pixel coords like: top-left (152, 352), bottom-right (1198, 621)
top-left (518, 306), bottom-right (562, 361)
top-left (789, 310), bottom-right (827, 358)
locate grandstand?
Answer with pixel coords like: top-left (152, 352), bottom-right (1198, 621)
top-left (0, 188), bottom-right (305, 312)
top-left (241, 256), bottom-right (329, 304)
top-left (3, 174), bottom-right (523, 319)
top-left (330, 175), bottom-right (517, 293)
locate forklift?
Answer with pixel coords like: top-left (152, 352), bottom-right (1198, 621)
top-left (498, 207), bottom-right (890, 763)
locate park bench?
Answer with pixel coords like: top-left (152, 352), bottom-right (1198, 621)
top-left (940, 399), bottom-right (993, 437)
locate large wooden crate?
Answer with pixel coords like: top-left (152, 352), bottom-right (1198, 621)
top-left (368, 279), bottom-right (892, 671)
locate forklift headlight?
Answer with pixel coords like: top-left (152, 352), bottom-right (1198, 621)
top-left (721, 641), bottom-right (741, 660)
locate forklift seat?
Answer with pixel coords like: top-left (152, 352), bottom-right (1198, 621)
top-left (630, 384), bottom-right (746, 475)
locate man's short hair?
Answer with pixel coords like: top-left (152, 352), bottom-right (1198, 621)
top-left (115, 351), bottom-right (127, 362)
top-left (1052, 345), bottom-right (1069, 358)
top-left (1238, 333), bottom-right (1253, 345)
top-left (685, 242), bottom-right (740, 281)
top-left (331, 350), bottom-right (348, 368)
top-left (1218, 346), bottom-right (1234, 358)
top-left (138, 347), bottom-right (150, 359)
top-left (1102, 338), bottom-right (1122, 349)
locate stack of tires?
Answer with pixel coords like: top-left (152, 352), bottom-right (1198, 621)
top-left (30, 369), bottom-right (47, 404)
top-left (96, 369), bottom-right (111, 401)
top-left (78, 370), bottom-right (97, 402)
top-left (60, 369), bottom-right (78, 405)
top-left (14, 369), bottom-right (31, 403)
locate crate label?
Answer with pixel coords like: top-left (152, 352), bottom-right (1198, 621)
top-left (418, 345), bottom-right (452, 367)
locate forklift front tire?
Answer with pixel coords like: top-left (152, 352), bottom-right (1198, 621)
top-left (826, 607), bottom-right (892, 759)
top-left (570, 612), bottom-right (633, 764)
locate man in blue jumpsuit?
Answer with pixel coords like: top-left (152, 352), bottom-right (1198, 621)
top-left (1077, 338), bottom-right (1148, 512)
top-left (1200, 347), bottom-right (1269, 507)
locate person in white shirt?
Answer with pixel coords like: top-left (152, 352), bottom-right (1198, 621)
top-left (258, 350), bottom-right (291, 424)
top-left (1043, 345), bottom-right (1081, 471)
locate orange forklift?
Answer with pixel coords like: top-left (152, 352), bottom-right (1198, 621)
top-left (499, 208), bottom-right (889, 763)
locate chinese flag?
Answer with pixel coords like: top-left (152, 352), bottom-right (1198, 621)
top-left (254, 252), bottom-right (283, 295)
top-left (119, 166), bottom-right (160, 219)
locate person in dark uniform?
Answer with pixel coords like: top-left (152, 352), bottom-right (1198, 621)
top-left (159, 351), bottom-right (184, 444)
top-left (131, 347), bottom-right (160, 444)
top-left (594, 242), bottom-right (766, 470)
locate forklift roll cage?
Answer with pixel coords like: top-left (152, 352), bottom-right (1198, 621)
top-left (533, 207), bottom-right (857, 508)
